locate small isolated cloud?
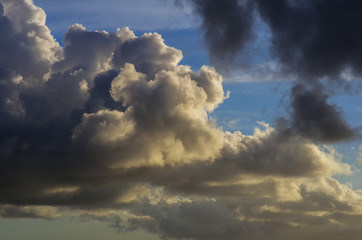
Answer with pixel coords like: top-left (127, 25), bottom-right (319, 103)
top-left (0, 1), bottom-right (362, 240)
top-left (278, 84), bottom-right (357, 142)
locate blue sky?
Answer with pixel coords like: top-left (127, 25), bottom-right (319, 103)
top-left (2, 1), bottom-right (362, 239)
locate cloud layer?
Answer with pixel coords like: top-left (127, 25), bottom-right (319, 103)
top-left (0, 1), bottom-right (362, 239)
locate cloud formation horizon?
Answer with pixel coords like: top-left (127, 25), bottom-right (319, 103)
top-left (1, 1), bottom-right (362, 239)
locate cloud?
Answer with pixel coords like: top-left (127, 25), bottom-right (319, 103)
top-left (185, 0), bottom-right (255, 64)
top-left (278, 84), bottom-right (357, 142)
top-left (112, 32), bottom-right (183, 79)
top-left (181, 0), bottom-right (362, 143)
top-left (83, 177), bottom-right (362, 240)
top-left (183, 0), bottom-right (362, 80)
top-left (0, 205), bottom-right (60, 220)
top-left (254, 0), bottom-right (362, 79)
top-left (0, 1), bottom-right (362, 240)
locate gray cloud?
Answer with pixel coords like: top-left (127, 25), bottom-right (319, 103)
top-left (255, 0), bottom-right (362, 79)
top-left (182, 0), bottom-right (362, 80)
top-left (186, 0), bottom-right (255, 66)
top-left (0, 204), bottom-right (60, 220)
top-left (81, 177), bottom-right (362, 240)
top-left (278, 84), bottom-right (357, 142)
top-left (0, 1), bottom-right (362, 240)
top-left (180, 0), bottom-right (362, 144)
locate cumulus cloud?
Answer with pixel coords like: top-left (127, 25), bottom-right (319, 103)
top-left (1, 1), bottom-right (362, 240)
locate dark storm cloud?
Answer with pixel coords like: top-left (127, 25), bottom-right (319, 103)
top-left (184, 0), bottom-right (362, 80)
top-left (181, 0), bottom-right (362, 142)
top-left (186, 0), bottom-right (255, 65)
top-left (278, 84), bottom-right (357, 142)
top-left (255, 0), bottom-right (362, 78)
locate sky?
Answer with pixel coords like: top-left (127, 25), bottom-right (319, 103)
top-left (1, 0), bottom-right (362, 239)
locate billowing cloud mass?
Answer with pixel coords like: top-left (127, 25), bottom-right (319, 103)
top-left (1, 1), bottom-right (362, 240)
